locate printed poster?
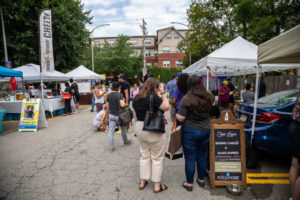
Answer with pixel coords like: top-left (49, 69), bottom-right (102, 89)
top-left (19, 99), bottom-right (40, 132)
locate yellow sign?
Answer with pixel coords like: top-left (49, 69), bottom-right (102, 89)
top-left (19, 99), bottom-right (40, 132)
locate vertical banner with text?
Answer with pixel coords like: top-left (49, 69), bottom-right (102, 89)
top-left (39, 9), bottom-right (55, 73)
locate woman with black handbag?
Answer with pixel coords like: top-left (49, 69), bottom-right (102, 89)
top-left (176, 75), bottom-right (214, 191)
top-left (133, 77), bottom-right (170, 193)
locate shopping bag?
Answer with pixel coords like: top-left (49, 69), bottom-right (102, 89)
top-left (166, 120), bottom-right (183, 160)
top-left (62, 93), bottom-right (71, 100)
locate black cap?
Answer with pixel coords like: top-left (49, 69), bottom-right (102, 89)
top-left (119, 74), bottom-right (126, 79)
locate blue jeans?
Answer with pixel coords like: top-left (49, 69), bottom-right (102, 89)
top-left (108, 114), bottom-right (127, 147)
top-left (91, 97), bottom-right (95, 111)
top-left (182, 126), bottom-right (210, 184)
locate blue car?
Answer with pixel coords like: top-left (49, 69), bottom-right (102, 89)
top-left (237, 89), bottom-right (298, 167)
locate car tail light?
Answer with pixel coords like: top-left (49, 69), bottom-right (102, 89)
top-left (255, 112), bottom-right (282, 124)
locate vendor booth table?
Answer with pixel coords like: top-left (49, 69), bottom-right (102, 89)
top-left (0, 98), bottom-right (65, 118)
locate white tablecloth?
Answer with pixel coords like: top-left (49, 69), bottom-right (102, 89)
top-left (43, 98), bottom-right (65, 112)
top-left (0, 98), bottom-right (65, 114)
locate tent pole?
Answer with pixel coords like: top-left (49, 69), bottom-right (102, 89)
top-left (250, 65), bottom-right (261, 146)
top-left (21, 77), bottom-right (24, 94)
top-left (41, 78), bottom-right (44, 101)
top-left (206, 67), bottom-right (210, 91)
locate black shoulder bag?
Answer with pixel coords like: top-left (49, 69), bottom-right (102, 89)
top-left (143, 95), bottom-right (165, 133)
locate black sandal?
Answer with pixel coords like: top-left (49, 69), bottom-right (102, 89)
top-left (196, 179), bottom-right (205, 187)
top-left (139, 181), bottom-right (148, 190)
top-left (182, 182), bottom-right (193, 191)
top-left (153, 184), bottom-right (168, 193)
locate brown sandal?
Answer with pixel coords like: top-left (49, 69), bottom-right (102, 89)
top-left (153, 184), bottom-right (168, 193)
top-left (139, 181), bottom-right (148, 190)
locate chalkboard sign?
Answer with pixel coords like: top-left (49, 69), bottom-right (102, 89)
top-left (210, 111), bottom-right (247, 189)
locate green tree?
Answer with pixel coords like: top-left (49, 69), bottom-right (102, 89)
top-left (0, 0), bottom-right (91, 71)
top-left (89, 35), bottom-right (143, 78)
top-left (180, 0), bottom-right (300, 67)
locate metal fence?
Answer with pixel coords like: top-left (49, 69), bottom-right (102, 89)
top-left (237, 75), bottom-right (299, 95)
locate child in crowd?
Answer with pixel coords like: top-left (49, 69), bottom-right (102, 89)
top-left (92, 106), bottom-right (108, 131)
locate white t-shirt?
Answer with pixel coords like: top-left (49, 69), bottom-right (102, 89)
top-left (93, 110), bottom-right (105, 128)
top-left (95, 88), bottom-right (105, 104)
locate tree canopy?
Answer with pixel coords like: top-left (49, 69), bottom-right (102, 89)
top-left (180, 0), bottom-right (300, 67)
top-left (83, 35), bottom-right (143, 78)
top-left (0, 0), bottom-right (92, 71)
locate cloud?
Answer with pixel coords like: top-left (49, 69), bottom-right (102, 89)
top-left (92, 8), bottom-right (118, 16)
top-left (81, 0), bottom-right (125, 8)
top-left (83, 0), bottom-right (190, 37)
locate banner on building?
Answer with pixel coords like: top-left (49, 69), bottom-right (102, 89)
top-left (39, 9), bottom-right (55, 73)
top-left (19, 99), bottom-right (48, 132)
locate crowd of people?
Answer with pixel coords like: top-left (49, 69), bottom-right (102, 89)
top-left (61, 73), bottom-right (299, 198)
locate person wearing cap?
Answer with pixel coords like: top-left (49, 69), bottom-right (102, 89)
top-left (118, 74), bottom-right (130, 107)
top-left (218, 80), bottom-right (230, 110)
top-left (106, 81), bottom-right (132, 152)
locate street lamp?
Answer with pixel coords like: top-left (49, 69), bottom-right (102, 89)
top-left (171, 22), bottom-right (191, 66)
top-left (0, 8), bottom-right (8, 63)
top-left (90, 24), bottom-right (110, 72)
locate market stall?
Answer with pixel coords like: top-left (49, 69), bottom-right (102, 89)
top-left (0, 66), bottom-right (23, 131)
top-left (66, 65), bottom-right (105, 81)
top-left (0, 64), bottom-right (68, 119)
top-left (66, 65), bottom-right (105, 104)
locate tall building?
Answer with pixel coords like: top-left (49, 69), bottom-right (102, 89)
top-left (93, 26), bottom-right (187, 68)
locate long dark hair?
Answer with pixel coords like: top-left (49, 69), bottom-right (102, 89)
top-left (181, 75), bottom-right (214, 112)
top-left (135, 77), bottom-right (159, 100)
top-left (177, 73), bottom-right (189, 94)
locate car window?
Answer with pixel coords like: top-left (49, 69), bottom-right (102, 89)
top-left (258, 90), bottom-right (297, 106)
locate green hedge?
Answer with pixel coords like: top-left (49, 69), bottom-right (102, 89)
top-left (147, 66), bottom-right (182, 83)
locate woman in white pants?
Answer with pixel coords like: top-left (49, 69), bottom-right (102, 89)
top-left (133, 77), bottom-right (170, 193)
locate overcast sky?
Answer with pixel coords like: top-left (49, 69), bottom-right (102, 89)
top-left (82, 0), bottom-right (190, 38)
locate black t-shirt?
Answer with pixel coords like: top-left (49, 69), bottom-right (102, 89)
top-left (107, 92), bottom-right (124, 116)
top-left (178, 106), bottom-right (211, 131)
top-left (120, 81), bottom-right (130, 103)
top-left (133, 94), bottom-right (163, 121)
top-left (228, 82), bottom-right (235, 91)
top-left (70, 83), bottom-right (79, 96)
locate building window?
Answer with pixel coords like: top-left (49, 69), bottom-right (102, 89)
top-left (144, 39), bottom-right (151, 44)
top-left (166, 34), bottom-right (172, 39)
top-left (174, 33), bottom-right (179, 39)
top-left (145, 50), bottom-right (151, 57)
top-left (127, 40), bottom-right (137, 45)
top-left (176, 60), bottom-right (183, 67)
top-left (107, 41), bottom-right (115, 45)
top-left (162, 46), bottom-right (170, 53)
top-left (176, 48), bottom-right (182, 53)
top-left (154, 50), bottom-right (158, 56)
top-left (154, 62), bottom-right (158, 66)
top-left (163, 61), bottom-right (170, 67)
top-left (146, 63), bottom-right (152, 67)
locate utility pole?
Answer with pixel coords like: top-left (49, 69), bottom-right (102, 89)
top-left (0, 8), bottom-right (8, 63)
top-left (140, 18), bottom-right (147, 76)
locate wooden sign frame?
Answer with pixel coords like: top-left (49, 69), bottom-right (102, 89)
top-left (210, 111), bottom-right (247, 189)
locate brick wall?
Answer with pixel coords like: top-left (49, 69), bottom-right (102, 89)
top-left (157, 53), bottom-right (185, 68)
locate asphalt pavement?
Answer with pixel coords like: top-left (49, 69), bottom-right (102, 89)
top-left (0, 107), bottom-right (291, 200)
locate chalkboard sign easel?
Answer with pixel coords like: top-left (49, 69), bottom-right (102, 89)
top-left (210, 111), bottom-right (247, 189)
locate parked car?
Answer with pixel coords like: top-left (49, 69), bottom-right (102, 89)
top-left (237, 89), bottom-right (298, 168)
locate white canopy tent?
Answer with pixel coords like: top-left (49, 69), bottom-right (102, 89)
top-left (66, 65), bottom-right (105, 81)
top-left (0, 63), bottom-right (68, 83)
top-left (183, 36), bottom-right (300, 76)
top-left (249, 25), bottom-right (300, 145)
